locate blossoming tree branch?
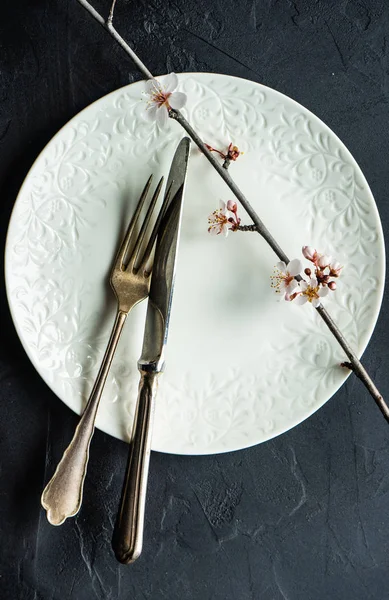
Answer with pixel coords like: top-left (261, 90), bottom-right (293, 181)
top-left (76, 0), bottom-right (388, 423)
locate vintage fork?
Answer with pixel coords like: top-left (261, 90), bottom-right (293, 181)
top-left (41, 175), bottom-right (170, 526)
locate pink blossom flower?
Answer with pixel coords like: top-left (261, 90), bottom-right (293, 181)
top-left (271, 245), bottom-right (343, 307)
top-left (227, 143), bottom-right (241, 161)
top-left (302, 246), bottom-right (319, 263)
top-left (294, 277), bottom-right (329, 308)
top-left (205, 142), bottom-right (242, 162)
top-left (227, 200), bottom-right (238, 213)
top-left (144, 73), bottom-right (187, 126)
top-left (208, 201), bottom-right (235, 237)
top-left (317, 254), bottom-right (332, 269)
top-left (271, 258), bottom-right (302, 295)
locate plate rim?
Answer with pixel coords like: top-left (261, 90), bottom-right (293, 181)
top-left (5, 72), bottom-right (386, 455)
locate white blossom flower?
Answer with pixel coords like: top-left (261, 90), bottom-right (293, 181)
top-left (207, 200), bottom-right (235, 237)
top-left (143, 73), bottom-right (187, 126)
top-left (272, 245), bottom-right (343, 307)
top-left (295, 277), bottom-right (329, 308)
top-left (271, 258), bottom-right (302, 295)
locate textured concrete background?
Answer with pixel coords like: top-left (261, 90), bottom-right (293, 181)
top-left (1, 1), bottom-right (389, 598)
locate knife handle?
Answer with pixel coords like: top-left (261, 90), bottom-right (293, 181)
top-left (113, 369), bottom-right (159, 564)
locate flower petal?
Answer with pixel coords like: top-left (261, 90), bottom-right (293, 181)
top-left (276, 261), bottom-right (287, 274)
top-left (169, 92), bottom-right (187, 109)
top-left (294, 294), bottom-right (308, 305)
top-left (318, 286), bottom-right (329, 297)
top-left (287, 258), bottom-right (303, 277)
top-left (223, 225), bottom-right (229, 237)
top-left (312, 298), bottom-right (321, 308)
top-left (286, 279), bottom-right (298, 293)
top-left (144, 104), bottom-right (158, 121)
top-left (219, 199), bottom-right (226, 212)
top-left (164, 72), bottom-right (178, 92)
top-left (317, 254), bottom-right (331, 269)
top-left (156, 106), bottom-right (169, 127)
top-left (309, 277), bottom-right (318, 287)
top-left (299, 281), bottom-right (308, 291)
top-left (145, 78), bottom-right (161, 95)
top-left (302, 246), bottom-right (316, 261)
top-left (330, 261), bottom-right (343, 276)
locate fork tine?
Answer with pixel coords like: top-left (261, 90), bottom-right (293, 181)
top-left (140, 181), bottom-right (174, 276)
top-left (130, 176), bottom-right (164, 272)
top-left (116, 175), bottom-right (153, 270)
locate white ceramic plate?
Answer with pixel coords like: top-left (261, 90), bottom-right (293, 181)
top-left (5, 73), bottom-right (385, 455)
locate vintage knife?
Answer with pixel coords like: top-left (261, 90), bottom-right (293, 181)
top-left (112, 137), bottom-right (190, 564)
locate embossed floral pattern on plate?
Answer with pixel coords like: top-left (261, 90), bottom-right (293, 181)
top-left (5, 74), bottom-right (385, 455)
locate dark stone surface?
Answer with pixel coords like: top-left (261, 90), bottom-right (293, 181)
top-left (1, 1), bottom-right (389, 598)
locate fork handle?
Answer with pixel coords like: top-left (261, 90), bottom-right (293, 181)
top-left (41, 310), bottom-right (127, 526)
top-left (112, 369), bottom-right (159, 564)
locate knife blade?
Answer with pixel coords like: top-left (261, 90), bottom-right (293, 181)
top-left (139, 136), bottom-right (190, 372)
top-left (112, 137), bottom-right (190, 564)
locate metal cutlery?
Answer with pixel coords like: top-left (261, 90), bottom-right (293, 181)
top-left (112, 137), bottom-right (190, 564)
top-left (41, 174), bottom-right (171, 526)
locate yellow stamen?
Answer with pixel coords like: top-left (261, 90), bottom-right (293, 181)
top-left (303, 285), bottom-right (320, 302)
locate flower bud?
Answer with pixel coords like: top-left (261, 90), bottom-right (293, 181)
top-left (302, 246), bottom-right (317, 262)
top-left (317, 254), bottom-right (331, 269)
top-left (317, 273), bottom-right (330, 284)
top-left (227, 200), bottom-right (237, 213)
top-left (329, 261), bottom-right (342, 277)
top-left (227, 144), bottom-right (240, 161)
top-left (304, 267), bottom-right (311, 277)
top-left (328, 281), bottom-right (337, 291)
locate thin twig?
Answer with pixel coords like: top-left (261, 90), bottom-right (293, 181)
top-left (74, 0), bottom-right (388, 422)
top-left (340, 362), bottom-right (388, 420)
top-left (108, 0), bottom-right (118, 25)
top-left (77, 0), bottom-right (153, 80)
top-left (318, 308), bottom-right (389, 422)
top-left (238, 224), bottom-right (257, 232)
